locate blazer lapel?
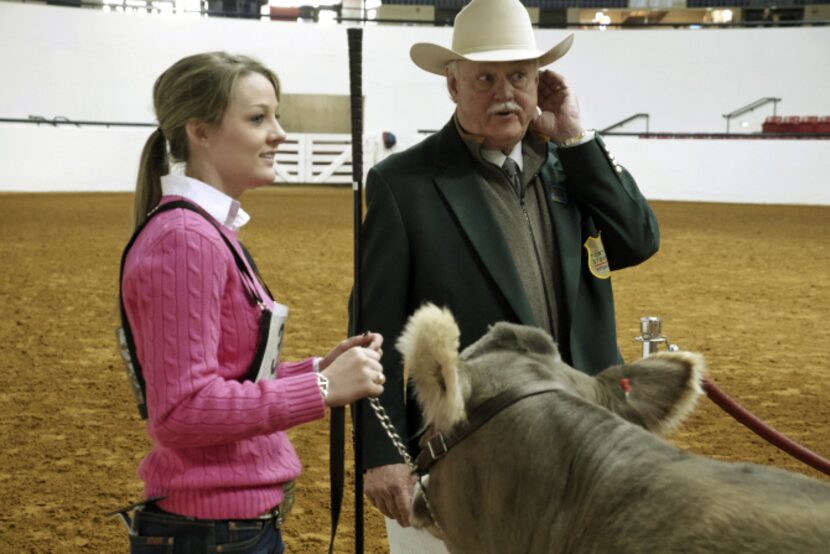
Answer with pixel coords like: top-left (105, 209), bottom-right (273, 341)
top-left (432, 123), bottom-right (535, 326)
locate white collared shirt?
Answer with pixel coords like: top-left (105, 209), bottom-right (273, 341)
top-left (160, 174), bottom-right (250, 231)
top-left (479, 129), bottom-right (597, 171)
top-left (481, 141), bottom-right (524, 172)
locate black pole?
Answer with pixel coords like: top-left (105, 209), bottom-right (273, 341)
top-left (347, 26), bottom-right (365, 554)
top-left (329, 405), bottom-right (345, 554)
top-left (326, 26), bottom-right (366, 554)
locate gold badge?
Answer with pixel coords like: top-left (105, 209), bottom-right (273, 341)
top-left (584, 234), bottom-right (610, 279)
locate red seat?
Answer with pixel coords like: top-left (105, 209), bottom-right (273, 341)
top-left (762, 115), bottom-right (782, 133)
top-left (779, 116), bottom-right (800, 135)
top-left (797, 116), bottom-right (818, 134)
top-left (815, 116), bottom-right (830, 134)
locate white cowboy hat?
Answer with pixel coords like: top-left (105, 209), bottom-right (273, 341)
top-left (410, 0), bottom-right (574, 76)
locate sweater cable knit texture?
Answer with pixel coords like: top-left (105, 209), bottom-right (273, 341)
top-left (122, 196), bottom-right (325, 519)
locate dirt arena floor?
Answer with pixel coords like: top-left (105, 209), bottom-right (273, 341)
top-left (0, 187), bottom-right (828, 553)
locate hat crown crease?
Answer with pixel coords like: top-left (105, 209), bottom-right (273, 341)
top-left (409, 0), bottom-right (574, 75)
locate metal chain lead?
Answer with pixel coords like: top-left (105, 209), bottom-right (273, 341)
top-left (368, 397), bottom-right (414, 468)
top-left (367, 397), bottom-right (443, 533)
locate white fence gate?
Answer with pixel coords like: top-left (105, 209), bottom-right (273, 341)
top-left (275, 133), bottom-right (355, 185)
top-left (273, 132), bottom-right (416, 185)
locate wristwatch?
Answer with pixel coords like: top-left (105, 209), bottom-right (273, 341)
top-left (316, 372), bottom-right (330, 401)
top-left (559, 129), bottom-right (590, 148)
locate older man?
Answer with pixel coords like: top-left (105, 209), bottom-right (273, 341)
top-left (350, 0), bottom-right (660, 547)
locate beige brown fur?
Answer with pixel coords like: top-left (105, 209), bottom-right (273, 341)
top-left (402, 304), bottom-right (830, 554)
top-left (396, 303), bottom-right (467, 435)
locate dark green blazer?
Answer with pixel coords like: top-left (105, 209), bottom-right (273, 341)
top-left (351, 119), bottom-right (660, 468)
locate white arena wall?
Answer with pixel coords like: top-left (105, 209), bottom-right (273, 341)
top-left (1, 3), bottom-right (829, 204)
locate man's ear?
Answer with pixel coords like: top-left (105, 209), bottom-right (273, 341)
top-left (185, 118), bottom-right (210, 149)
top-left (445, 70), bottom-right (458, 104)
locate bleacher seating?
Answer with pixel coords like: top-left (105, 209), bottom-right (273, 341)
top-left (384, 0), bottom-right (830, 5)
top-left (762, 115), bottom-right (830, 135)
top-left (432, 0), bottom-right (466, 8)
top-left (385, 0), bottom-right (629, 5)
top-left (797, 116), bottom-right (818, 133)
top-left (270, 6), bottom-right (301, 20)
top-left (762, 116), bottom-right (782, 133)
top-left (783, 115), bottom-right (802, 132)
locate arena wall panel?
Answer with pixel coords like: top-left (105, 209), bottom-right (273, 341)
top-left (0, 3), bottom-right (828, 203)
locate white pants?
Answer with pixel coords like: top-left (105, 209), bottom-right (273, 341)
top-left (385, 517), bottom-right (451, 554)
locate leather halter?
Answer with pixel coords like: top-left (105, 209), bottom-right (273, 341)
top-left (414, 382), bottom-right (562, 474)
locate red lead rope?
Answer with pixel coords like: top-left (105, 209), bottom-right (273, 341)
top-left (618, 376), bottom-right (829, 477)
top-left (702, 378), bottom-right (830, 477)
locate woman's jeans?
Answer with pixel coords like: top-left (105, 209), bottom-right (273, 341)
top-left (129, 504), bottom-right (285, 554)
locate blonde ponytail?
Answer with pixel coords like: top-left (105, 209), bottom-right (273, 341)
top-left (133, 128), bottom-right (168, 228)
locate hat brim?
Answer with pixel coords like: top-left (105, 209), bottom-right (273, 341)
top-left (410, 33), bottom-right (574, 76)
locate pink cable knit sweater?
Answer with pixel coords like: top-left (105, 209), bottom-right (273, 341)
top-left (122, 197), bottom-right (326, 519)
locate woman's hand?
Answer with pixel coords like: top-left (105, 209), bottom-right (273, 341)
top-left (319, 332), bottom-right (383, 371)
top-left (319, 333), bottom-right (385, 407)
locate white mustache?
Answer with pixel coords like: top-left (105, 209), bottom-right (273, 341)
top-left (487, 101), bottom-right (522, 115)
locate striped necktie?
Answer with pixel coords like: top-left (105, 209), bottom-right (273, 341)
top-left (502, 157), bottom-right (523, 198)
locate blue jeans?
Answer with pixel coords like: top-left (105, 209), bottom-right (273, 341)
top-left (130, 505), bottom-right (285, 554)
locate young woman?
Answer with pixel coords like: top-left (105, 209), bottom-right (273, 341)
top-left (118, 52), bottom-right (384, 553)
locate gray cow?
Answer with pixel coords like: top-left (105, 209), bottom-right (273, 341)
top-left (398, 304), bottom-right (830, 554)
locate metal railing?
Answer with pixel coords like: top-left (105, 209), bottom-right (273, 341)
top-left (0, 116), bottom-right (156, 129)
top-left (601, 113), bottom-right (650, 134)
top-left (722, 97), bottom-right (781, 133)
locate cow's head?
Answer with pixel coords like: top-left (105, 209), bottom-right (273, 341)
top-left (398, 303), bottom-right (705, 443)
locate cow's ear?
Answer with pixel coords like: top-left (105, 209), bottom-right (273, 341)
top-left (397, 304), bottom-right (467, 433)
top-left (594, 352), bottom-right (705, 436)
